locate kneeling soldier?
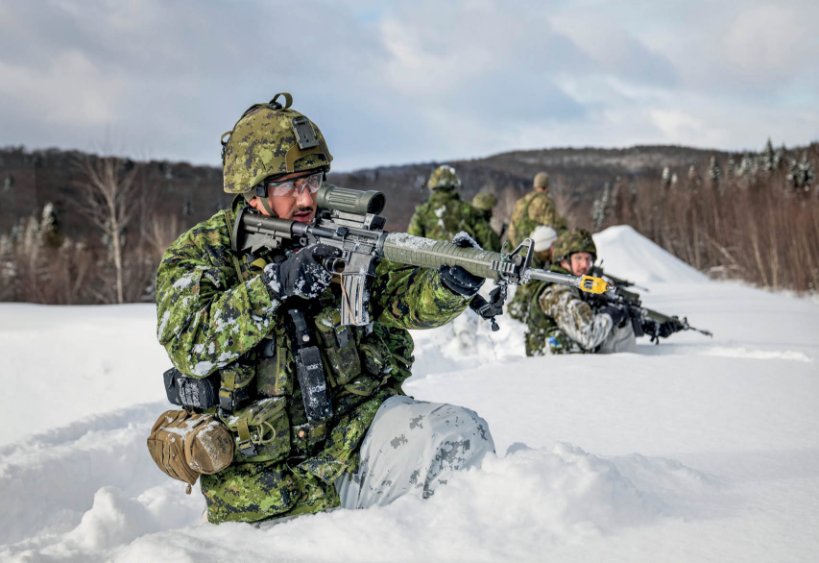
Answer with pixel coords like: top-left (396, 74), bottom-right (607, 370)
top-left (522, 229), bottom-right (636, 356)
top-left (152, 93), bottom-right (494, 524)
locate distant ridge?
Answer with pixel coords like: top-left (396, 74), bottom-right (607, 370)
top-left (0, 144), bottom-right (762, 237)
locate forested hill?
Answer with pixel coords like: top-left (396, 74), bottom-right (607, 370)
top-left (329, 145), bottom-right (730, 229)
top-left (0, 144), bottom-right (728, 237)
top-left (2, 141), bottom-right (815, 303)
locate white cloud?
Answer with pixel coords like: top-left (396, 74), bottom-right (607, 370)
top-left (649, 109), bottom-right (707, 142)
top-left (0, 0), bottom-right (816, 170)
top-left (723, 5), bottom-right (816, 76)
top-left (0, 50), bottom-right (122, 125)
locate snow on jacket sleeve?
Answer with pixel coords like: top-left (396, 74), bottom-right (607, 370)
top-left (538, 284), bottom-right (614, 352)
top-left (155, 211), bottom-right (280, 377)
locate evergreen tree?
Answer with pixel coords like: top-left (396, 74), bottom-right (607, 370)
top-left (708, 156), bottom-right (721, 187)
top-left (787, 151), bottom-right (815, 191)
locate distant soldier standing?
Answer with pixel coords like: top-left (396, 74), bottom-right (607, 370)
top-left (470, 191), bottom-right (501, 252)
top-left (408, 165), bottom-right (497, 251)
top-left (507, 171), bottom-right (567, 248)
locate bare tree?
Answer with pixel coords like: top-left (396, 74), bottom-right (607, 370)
top-left (73, 155), bottom-right (143, 304)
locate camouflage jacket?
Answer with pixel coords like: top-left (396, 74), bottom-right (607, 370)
top-left (472, 208), bottom-right (502, 252)
top-left (407, 188), bottom-right (499, 251)
top-left (155, 200), bottom-right (470, 523)
top-left (522, 265), bottom-right (614, 356)
top-left (507, 190), bottom-right (567, 248)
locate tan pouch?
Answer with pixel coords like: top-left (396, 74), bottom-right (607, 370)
top-left (146, 409), bottom-right (235, 493)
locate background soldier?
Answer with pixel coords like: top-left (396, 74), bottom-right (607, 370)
top-left (507, 171), bottom-right (567, 248)
top-left (506, 224), bottom-right (557, 321)
top-left (470, 190), bottom-right (501, 251)
top-left (520, 228), bottom-right (635, 356)
top-left (153, 94), bottom-right (494, 524)
top-left (408, 165), bottom-right (497, 250)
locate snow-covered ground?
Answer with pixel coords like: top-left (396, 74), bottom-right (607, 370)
top-left (1, 225), bottom-right (817, 562)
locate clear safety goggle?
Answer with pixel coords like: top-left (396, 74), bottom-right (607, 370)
top-left (264, 171), bottom-right (323, 197)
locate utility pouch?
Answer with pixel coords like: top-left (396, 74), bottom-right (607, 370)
top-left (314, 308), bottom-right (361, 385)
top-left (218, 363), bottom-right (255, 414)
top-left (222, 397), bottom-right (290, 463)
top-left (288, 309), bottom-right (333, 424)
top-left (163, 368), bottom-right (219, 411)
top-left (255, 326), bottom-right (294, 397)
top-left (146, 409), bottom-right (235, 493)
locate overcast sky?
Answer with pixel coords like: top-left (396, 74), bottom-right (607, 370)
top-left (1, 0), bottom-right (817, 172)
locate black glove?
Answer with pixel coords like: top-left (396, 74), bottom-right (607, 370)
top-left (641, 318), bottom-right (658, 337)
top-left (469, 284), bottom-right (507, 331)
top-left (658, 318), bottom-right (686, 338)
top-left (439, 232), bottom-right (485, 298)
top-left (600, 304), bottom-right (628, 327)
top-left (263, 244), bottom-right (339, 301)
top-left (440, 265), bottom-right (485, 297)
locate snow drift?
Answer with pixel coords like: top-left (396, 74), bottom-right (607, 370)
top-left (1, 225), bottom-right (817, 562)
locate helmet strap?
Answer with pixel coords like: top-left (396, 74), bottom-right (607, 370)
top-left (259, 197), bottom-right (276, 217)
top-left (244, 187), bottom-right (277, 217)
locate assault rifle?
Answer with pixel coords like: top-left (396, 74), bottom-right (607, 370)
top-left (232, 185), bottom-right (609, 329)
top-left (590, 271), bottom-right (713, 344)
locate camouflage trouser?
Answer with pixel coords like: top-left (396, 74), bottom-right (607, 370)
top-left (201, 394), bottom-right (386, 524)
top-left (527, 322), bottom-right (636, 355)
top-left (335, 396), bottom-right (495, 508)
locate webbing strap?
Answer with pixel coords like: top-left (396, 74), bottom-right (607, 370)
top-left (236, 418), bottom-right (254, 455)
top-left (223, 206), bottom-right (246, 282)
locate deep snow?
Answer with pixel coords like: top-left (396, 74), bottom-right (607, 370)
top-left (1, 225), bottom-right (817, 562)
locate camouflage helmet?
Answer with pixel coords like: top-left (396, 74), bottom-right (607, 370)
top-left (472, 191), bottom-right (497, 211)
top-left (221, 92), bottom-right (333, 195)
top-left (552, 228), bottom-right (597, 262)
top-left (533, 171), bottom-right (550, 190)
top-left (427, 165), bottom-right (461, 190)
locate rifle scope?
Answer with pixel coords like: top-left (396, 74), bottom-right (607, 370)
top-left (317, 185), bottom-right (385, 215)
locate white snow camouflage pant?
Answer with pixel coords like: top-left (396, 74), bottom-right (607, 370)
top-left (597, 322), bottom-right (636, 353)
top-left (335, 395), bottom-right (495, 509)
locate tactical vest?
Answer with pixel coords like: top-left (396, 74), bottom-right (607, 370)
top-left (411, 188), bottom-right (479, 241)
top-left (176, 200), bottom-right (407, 465)
top-left (215, 249), bottom-right (413, 464)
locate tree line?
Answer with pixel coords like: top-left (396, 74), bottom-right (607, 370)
top-left (0, 140), bottom-right (816, 303)
top-left (591, 140), bottom-right (818, 292)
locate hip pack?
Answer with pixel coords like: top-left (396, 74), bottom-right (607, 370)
top-left (146, 409), bottom-right (235, 493)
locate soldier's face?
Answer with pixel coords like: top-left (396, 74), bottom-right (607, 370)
top-left (561, 252), bottom-right (593, 276)
top-left (249, 171), bottom-right (319, 222)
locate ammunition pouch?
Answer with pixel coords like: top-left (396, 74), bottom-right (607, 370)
top-left (163, 368), bottom-right (219, 412)
top-left (146, 409), bottom-right (235, 492)
top-left (314, 307), bottom-right (362, 386)
top-left (218, 363), bottom-right (254, 414)
top-left (222, 397), bottom-right (290, 463)
top-left (162, 362), bottom-right (254, 414)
